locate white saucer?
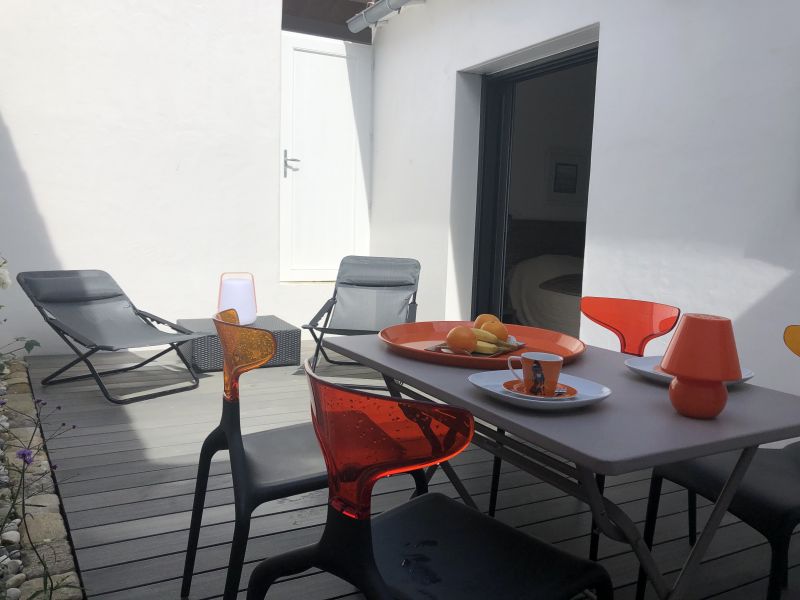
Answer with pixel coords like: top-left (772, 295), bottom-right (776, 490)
top-left (624, 355), bottom-right (754, 386)
top-left (468, 370), bottom-right (610, 411)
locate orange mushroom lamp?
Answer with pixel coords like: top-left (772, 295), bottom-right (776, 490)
top-left (659, 314), bottom-right (742, 419)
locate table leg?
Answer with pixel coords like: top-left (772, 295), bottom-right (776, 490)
top-left (668, 446), bottom-right (757, 599)
top-left (383, 375), bottom-right (403, 398)
top-left (589, 473), bottom-right (606, 561)
top-left (440, 460), bottom-right (480, 510)
top-left (579, 446), bottom-right (757, 600)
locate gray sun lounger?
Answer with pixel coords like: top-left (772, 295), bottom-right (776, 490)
top-left (303, 255), bottom-right (421, 369)
top-left (17, 269), bottom-right (205, 404)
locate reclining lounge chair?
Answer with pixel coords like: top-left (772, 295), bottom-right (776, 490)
top-left (17, 269), bottom-right (204, 404)
top-left (304, 255), bottom-right (421, 368)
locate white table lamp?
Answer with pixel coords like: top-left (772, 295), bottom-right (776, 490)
top-left (218, 272), bottom-right (257, 325)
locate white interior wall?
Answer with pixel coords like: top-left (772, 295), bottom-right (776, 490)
top-left (0, 1), bottom-right (334, 353)
top-left (370, 0), bottom-right (800, 394)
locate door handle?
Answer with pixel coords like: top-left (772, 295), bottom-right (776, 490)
top-left (283, 149), bottom-right (301, 177)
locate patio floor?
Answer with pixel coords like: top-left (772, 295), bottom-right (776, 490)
top-left (26, 343), bottom-right (800, 599)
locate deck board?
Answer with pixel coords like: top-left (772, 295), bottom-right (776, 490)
top-left (27, 344), bottom-right (799, 599)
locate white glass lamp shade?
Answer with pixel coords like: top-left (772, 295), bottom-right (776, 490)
top-left (218, 273), bottom-right (258, 325)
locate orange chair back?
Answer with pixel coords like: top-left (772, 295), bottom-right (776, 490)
top-left (581, 297), bottom-right (680, 356)
top-left (305, 362), bottom-right (473, 520)
top-left (213, 309), bottom-right (275, 402)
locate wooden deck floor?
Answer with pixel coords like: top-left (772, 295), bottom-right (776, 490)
top-left (26, 344), bottom-right (800, 599)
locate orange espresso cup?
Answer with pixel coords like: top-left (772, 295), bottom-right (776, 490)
top-left (507, 352), bottom-right (564, 396)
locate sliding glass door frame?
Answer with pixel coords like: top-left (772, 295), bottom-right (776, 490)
top-left (471, 44), bottom-right (598, 318)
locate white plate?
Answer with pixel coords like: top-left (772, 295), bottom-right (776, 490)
top-left (624, 355), bottom-right (754, 386)
top-left (468, 370), bottom-right (611, 411)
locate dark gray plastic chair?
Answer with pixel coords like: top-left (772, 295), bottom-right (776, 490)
top-left (637, 445), bottom-right (800, 600)
top-left (182, 313), bottom-right (427, 600)
top-left (304, 255), bottom-right (421, 368)
top-left (181, 311), bottom-right (329, 600)
top-left (246, 363), bottom-right (613, 600)
top-left (17, 269), bottom-right (204, 404)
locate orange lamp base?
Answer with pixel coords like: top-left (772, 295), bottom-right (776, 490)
top-left (669, 377), bottom-right (728, 419)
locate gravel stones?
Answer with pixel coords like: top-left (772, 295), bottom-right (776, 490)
top-left (19, 571), bottom-right (82, 600)
top-left (15, 495), bottom-right (59, 516)
top-left (20, 514), bottom-right (66, 547)
top-left (20, 540), bottom-right (74, 580)
top-left (6, 559), bottom-right (21, 575)
top-left (1, 531), bottom-right (19, 545)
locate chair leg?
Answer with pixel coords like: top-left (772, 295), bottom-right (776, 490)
top-left (309, 327), bottom-right (363, 367)
top-left (223, 513), bottom-right (252, 600)
top-left (318, 345), bottom-right (362, 367)
top-left (688, 489), bottom-right (697, 546)
top-left (181, 428), bottom-right (225, 598)
top-left (488, 429), bottom-right (505, 518)
top-left (41, 349), bottom-right (97, 385)
top-left (246, 542), bottom-right (395, 600)
top-left (43, 335), bottom-right (199, 404)
top-left (246, 545), bottom-right (318, 600)
top-left (635, 474), bottom-right (663, 600)
top-left (410, 468), bottom-right (428, 497)
top-left (310, 328), bottom-right (324, 371)
top-left (767, 536), bottom-right (791, 600)
top-left (595, 573), bottom-right (615, 600)
top-left (589, 473), bottom-right (606, 561)
top-left (488, 456), bottom-right (502, 517)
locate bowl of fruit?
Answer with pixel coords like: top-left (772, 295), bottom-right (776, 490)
top-left (378, 315), bottom-right (586, 369)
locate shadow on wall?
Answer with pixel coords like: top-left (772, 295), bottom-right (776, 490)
top-left (732, 207), bottom-right (800, 395)
top-left (582, 198), bottom-right (800, 395)
top-left (0, 112), bottom-right (63, 350)
top-left (345, 42), bottom-right (373, 219)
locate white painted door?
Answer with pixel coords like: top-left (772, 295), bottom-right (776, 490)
top-left (280, 32), bottom-right (372, 282)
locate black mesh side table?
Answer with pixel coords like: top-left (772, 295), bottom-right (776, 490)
top-left (177, 316), bottom-right (301, 371)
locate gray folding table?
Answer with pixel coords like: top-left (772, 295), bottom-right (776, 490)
top-left (324, 335), bottom-right (800, 600)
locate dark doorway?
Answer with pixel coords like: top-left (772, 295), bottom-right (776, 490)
top-left (473, 46), bottom-right (597, 336)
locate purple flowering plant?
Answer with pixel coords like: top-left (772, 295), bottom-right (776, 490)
top-left (15, 448), bottom-right (34, 465)
top-left (0, 386), bottom-right (79, 598)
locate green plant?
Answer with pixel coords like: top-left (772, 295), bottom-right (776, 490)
top-left (0, 255), bottom-right (39, 375)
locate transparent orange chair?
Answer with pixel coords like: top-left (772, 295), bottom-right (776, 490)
top-left (245, 362), bottom-right (613, 600)
top-left (636, 326), bottom-right (800, 600)
top-left (181, 310), bottom-right (329, 600)
top-left (580, 296), bottom-right (681, 356)
top-left (579, 297), bottom-right (680, 560)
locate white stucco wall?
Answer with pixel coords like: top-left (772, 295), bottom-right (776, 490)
top-left (370, 1), bottom-right (800, 394)
top-left (0, 1), bottom-right (333, 353)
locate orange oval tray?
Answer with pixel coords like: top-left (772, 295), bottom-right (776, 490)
top-left (379, 321), bottom-right (586, 369)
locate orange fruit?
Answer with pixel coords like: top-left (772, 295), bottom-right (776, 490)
top-left (446, 326), bottom-right (477, 353)
top-left (481, 320), bottom-right (509, 342)
top-left (474, 313), bottom-right (500, 329)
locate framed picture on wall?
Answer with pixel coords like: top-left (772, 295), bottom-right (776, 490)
top-left (546, 148), bottom-right (590, 204)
